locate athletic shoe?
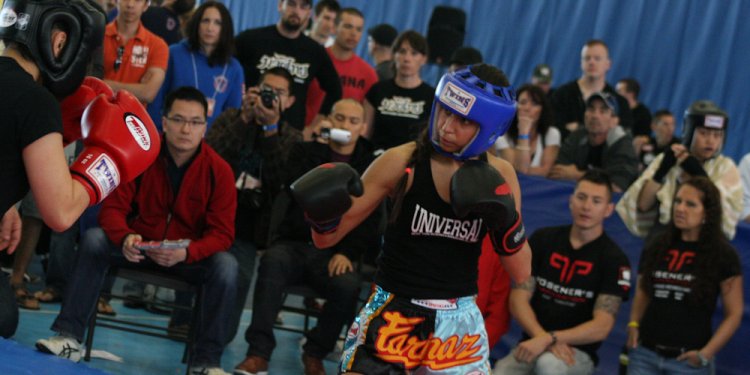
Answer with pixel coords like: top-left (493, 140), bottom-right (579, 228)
top-left (36, 335), bottom-right (83, 362)
top-left (189, 366), bottom-right (230, 375)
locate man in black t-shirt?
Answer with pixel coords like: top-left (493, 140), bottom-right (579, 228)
top-left (494, 170), bottom-right (631, 375)
top-left (551, 92), bottom-right (638, 192)
top-left (234, 0), bottom-right (341, 131)
top-left (550, 40), bottom-right (633, 140)
top-left (632, 110), bottom-right (680, 171)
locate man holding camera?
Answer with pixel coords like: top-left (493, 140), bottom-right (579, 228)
top-left (206, 66), bottom-right (303, 341)
top-left (234, 98), bottom-right (380, 375)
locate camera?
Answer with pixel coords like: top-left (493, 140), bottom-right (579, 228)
top-left (320, 128), bottom-right (352, 144)
top-left (259, 87), bottom-right (278, 109)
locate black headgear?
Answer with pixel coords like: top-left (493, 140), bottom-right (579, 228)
top-left (0, 0), bottom-right (105, 97)
top-left (682, 100), bottom-right (728, 157)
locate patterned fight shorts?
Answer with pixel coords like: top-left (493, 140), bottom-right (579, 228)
top-left (340, 285), bottom-right (491, 375)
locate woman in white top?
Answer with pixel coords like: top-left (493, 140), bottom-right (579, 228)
top-left (493, 84), bottom-right (560, 176)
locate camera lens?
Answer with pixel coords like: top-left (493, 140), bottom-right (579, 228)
top-left (260, 88), bottom-right (278, 109)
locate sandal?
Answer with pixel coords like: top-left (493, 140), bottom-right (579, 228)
top-left (12, 283), bottom-right (41, 310)
top-left (97, 297), bottom-right (117, 316)
top-left (34, 286), bottom-right (63, 303)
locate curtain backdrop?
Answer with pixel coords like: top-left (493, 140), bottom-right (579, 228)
top-left (222, 0), bottom-right (749, 163)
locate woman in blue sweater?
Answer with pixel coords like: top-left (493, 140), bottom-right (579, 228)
top-left (148, 1), bottom-right (244, 130)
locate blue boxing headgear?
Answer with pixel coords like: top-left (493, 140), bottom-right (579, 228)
top-left (429, 65), bottom-right (517, 160)
top-left (0, 0), bottom-right (104, 97)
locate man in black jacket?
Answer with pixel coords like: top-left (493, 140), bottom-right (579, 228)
top-left (234, 99), bottom-right (379, 375)
top-left (205, 67), bottom-right (303, 342)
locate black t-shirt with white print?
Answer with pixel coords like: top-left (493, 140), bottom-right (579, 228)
top-left (234, 25), bottom-right (342, 130)
top-left (639, 239), bottom-right (741, 351)
top-left (527, 225), bottom-right (631, 364)
top-left (366, 79), bottom-right (434, 150)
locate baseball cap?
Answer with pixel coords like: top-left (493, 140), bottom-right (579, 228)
top-left (586, 92), bottom-right (619, 116)
top-left (368, 23), bottom-right (398, 47)
top-left (532, 64), bottom-right (553, 84)
top-left (449, 47), bottom-right (483, 66)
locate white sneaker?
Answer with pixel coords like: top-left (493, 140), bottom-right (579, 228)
top-left (189, 366), bottom-right (230, 375)
top-left (36, 335), bottom-right (83, 362)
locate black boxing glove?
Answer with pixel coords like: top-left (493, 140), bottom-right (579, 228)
top-left (451, 160), bottom-right (526, 255)
top-left (290, 163), bottom-right (364, 234)
top-left (652, 148), bottom-right (677, 183)
top-left (680, 155), bottom-right (708, 177)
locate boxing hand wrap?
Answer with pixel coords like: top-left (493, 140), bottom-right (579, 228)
top-left (652, 148), bottom-right (677, 183)
top-left (71, 147), bottom-right (121, 205)
top-left (60, 77), bottom-right (114, 146)
top-left (489, 211), bottom-right (527, 256)
top-left (291, 163), bottom-right (364, 234)
top-left (304, 214), bottom-right (342, 235)
top-left (680, 155), bottom-right (708, 177)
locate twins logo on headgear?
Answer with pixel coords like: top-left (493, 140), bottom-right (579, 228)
top-left (429, 65), bottom-right (517, 160)
top-left (0, 0), bottom-right (105, 97)
top-left (681, 100), bottom-right (729, 158)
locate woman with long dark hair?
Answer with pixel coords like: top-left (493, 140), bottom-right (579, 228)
top-left (493, 84), bottom-right (559, 176)
top-left (148, 0), bottom-right (244, 129)
top-left (627, 177), bottom-right (743, 374)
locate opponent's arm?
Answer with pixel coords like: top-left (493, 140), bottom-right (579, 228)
top-left (24, 133), bottom-right (92, 231)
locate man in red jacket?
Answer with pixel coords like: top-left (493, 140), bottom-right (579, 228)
top-left (37, 87), bottom-right (238, 375)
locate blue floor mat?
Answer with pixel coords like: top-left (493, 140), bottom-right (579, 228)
top-left (0, 337), bottom-right (107, 375)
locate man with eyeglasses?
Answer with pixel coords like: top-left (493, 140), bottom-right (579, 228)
top-left (206, 67), bottom-right (302, 351)
top-left (38, 86), bottom-right (239, 375)
top-left (235, 0), bottom-right (342, 133)
top-left (103, 0), bottom-right (168, 104)
top-left (232, 98), bottom-right (379, 375)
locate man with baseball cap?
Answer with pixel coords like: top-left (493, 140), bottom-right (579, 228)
top-left (367, 22), bottom-right (397, 81)
top-left (550, 92), bottom-right (638, 192)
top-left (531, 63), bottom-right (553, 95)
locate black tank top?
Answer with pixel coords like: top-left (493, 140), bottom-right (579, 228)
top-left (375, 157), bottom-right (487, 298)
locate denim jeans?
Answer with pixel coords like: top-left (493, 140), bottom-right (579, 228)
top-left (627, 345), bottom-right (714, 375)
top-left (51, 227), bottom-right (238, 367)
top-left (0, 272), bottom-right (19, 338)
top-left (245, 240), bottom-right (362, 360)
top-left (493, 348), bottom-right (595, 375)
top-left (227, 238), bottom-right (257, 343)
top-left (171, 237), bottom-right (256, 342)
top-left (44, 221), bottom-right (78, 295)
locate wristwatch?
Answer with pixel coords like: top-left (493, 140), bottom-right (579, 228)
top-left (697, 352), bottom-right (709, 367)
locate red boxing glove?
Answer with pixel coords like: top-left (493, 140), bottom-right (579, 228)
top-left (59, 77), bottom-right (114, 146)
top-left (70, 90), bottom-right (161, 205)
